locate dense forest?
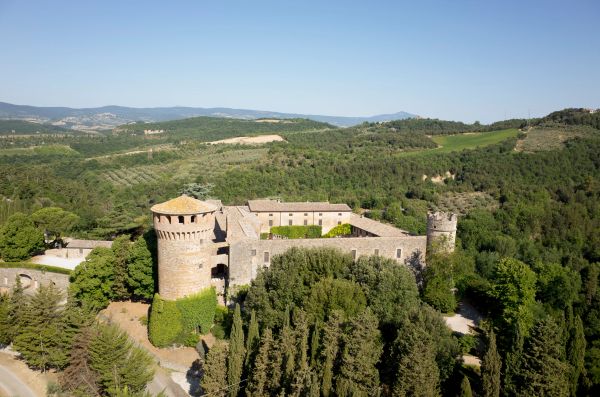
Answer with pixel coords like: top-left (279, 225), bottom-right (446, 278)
top-left (0, 108), bottom-right (599, 395)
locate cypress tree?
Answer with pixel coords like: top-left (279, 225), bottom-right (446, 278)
top-left (518, 317), bottom-right (570, 396)
top-left (290, 310), bottom-right (310, 396)
top-left (481, 330), bottom-right (501, 397)
top-left (280, 307), bottom-right (296, 390)
top-left (309, 322), bottom-right (319, 368)
top-left (245, 309), bottom-right (259, 367)
top-left (228, 303), bottom-right (246, 397)
top-left (321, 311), bottom-right (342, 397)
top-left (567, 315), bottom-right (586, 396)
top-left (460, 376), bottom-right (473, 397)
top-left (6, 276), bottom-right (25, 342)
top-left (502, 327), bottom-right (523, 396)
top-left (111, 235), bottom-right (131, 300)
top-left (336, 309), bottom-right (382, 397)
top-left (393, 336), bottom-right (440, 397)
top-left (246, 328), bottom-right (272, 397)
top-left (202, 341), bottom-right (229, 397)
top-left (266, 330), bottom-right (284, 395)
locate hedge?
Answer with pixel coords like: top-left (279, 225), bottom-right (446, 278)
top-left (148, 293), bottom-right (183, 347)
top-left (175, 287), bottom-right (217, 334)
top-left (0, 261), bottom-right (72, 275)
top-left (323, 223), bottom-right (352, 238)
top-left (148, 288), bottom-right (217, 347)
top-left (270, 225), bottom-right (322, 239)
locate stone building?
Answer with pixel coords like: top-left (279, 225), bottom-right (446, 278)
top-left (151, 195), bottom-right (458, 302)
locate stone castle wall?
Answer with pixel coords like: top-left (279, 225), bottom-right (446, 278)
top-left (0, 267), bottom-right (70, 295)
top-left (228, 235), bottom-right (427, 287)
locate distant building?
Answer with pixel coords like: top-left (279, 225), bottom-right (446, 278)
top-left (51, 238), bottom-right (113, 259)
top-left (151, 195), bottom-right (458, 302)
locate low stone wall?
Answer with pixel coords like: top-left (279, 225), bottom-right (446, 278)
top-left (229, 235), bottom-right (427, 287)
top-left (0, 267), bottom-right (70, 294)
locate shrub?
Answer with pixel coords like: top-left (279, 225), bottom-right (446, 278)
top-left (138, 315), bottom-right (148, 326)
top-left (148, 293), bottom-right (182, 347)
top-left (459, 334), bottom-right (477, 354)
top-left (323, 223), bottom-right (352, 238)
top-left (175, 287), bottom-right (217, 334)
top-left (212, 305), bottom-right (232, 339)
top-left (270, 225), bottom-right (322, 239)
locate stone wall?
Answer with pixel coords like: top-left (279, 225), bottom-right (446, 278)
top-left (228, 235), bottom-right (427, 287)
top-left (0, 267), bottom-right (70, 295)
top-left (426, 212), bottom-right (458, 253)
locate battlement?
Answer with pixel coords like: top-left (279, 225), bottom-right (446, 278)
top-left (426, 211), bottom-right (458, 253)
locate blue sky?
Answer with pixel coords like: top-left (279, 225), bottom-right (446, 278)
top-left (0, 0), bottom-right (598, 122)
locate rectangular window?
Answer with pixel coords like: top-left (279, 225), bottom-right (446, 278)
top-left (338, 213), bottom-right (342, 216)
top-left (269, 220), bottom-right (273, 226)
top-left (289, 219), bottom-right (293, 226)
top-left (396, 248), bottom-right (402, 259)
top-left (191, 215), bottom-right (197, 223)
top-left (318, 219), bottom-right (322, 226)
top-left (337, 221), bottom-right (341, 225)
top-left (304, 220), bottom-right (308, 226)
top-left (264, 251), bottom-right (270, 263)
top-left (251, 249), bottom-right (257, 256)
top-left (289, 213), bottom-right (293, 216)
top-left (351, 249), bottom-right (357, 260)
top-left (374, 249), bottom-right (379, 256)
top-left (304, 213), bottom-right (308, 216)
top-left (319, 213), bottom-right (322, 216)
top-left (269, 213), bottom-right (273, 217)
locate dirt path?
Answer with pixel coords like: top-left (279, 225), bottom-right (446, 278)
top-left (0, 352), bottom-right (55, 397)
top-left (444, 301), bottom-right (482, 335)
top-left (209, 134), bottom-right (285, 145)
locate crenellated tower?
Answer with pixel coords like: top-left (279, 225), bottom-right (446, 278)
top-left (426, 211), bottom-right (458, 254)
top-left (151, 195), bottom-right (218, 300)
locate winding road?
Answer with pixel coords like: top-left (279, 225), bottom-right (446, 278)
top-left (0, 364), bottom-right (38, 397)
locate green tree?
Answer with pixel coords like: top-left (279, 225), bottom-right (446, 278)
top-left (303, 278), bottom-right (366, 324)
top-left (490, 258), bottom-right (537, 337)
top-left (321, 311), bottom-right (342, 397)
top-left (336, 309), bottom-right (382, 397)
top-left (126, 234), bottom-right (155, 300)
top-left (246, 328), bottom-right (272, 397)
top-left (0, 294), bottom-right (10, 346)
top-left (459, 376), bottom-right (473, 397)
top-left (88, 323), bottom-right (154, 396)
top-left (111, 235), bottom-right (131, 301)
top-left (0, 212), bottom-right (45, 261)
top-left (13, 285), bottom-right (66, 370)
top-left (481, 330), bottom-right (501, 397)
top-left (517, 317), bottom-right (570, 397)
top-left (228, 304), bottom-right (245, 397)
top-left (31, 206), bottom-right (79, 242)
top-left (245, 309), bottom-right (259, 367)
top-left (566, 315), bottom-right (586, 396)
top-left (70, 247), bottom-right (116, 309)
top-left (201, 341), bottom-right (228, 397)
top-left (180, 182), bottom-right (214, 199)
top-left (393, 324), bottom-right (440, 397)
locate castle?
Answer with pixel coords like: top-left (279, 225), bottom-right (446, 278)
top-left (151, 195), bottom-right (457, 301)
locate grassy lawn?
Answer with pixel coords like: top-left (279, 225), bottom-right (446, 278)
top-left (397, 128), bottom-right (520, 157)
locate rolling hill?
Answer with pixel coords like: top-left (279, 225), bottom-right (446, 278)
top-left (0, 101), bottom-right (416, 129)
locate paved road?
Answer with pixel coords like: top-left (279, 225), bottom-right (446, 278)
top-left (0, 364), bottom-right (38, 397)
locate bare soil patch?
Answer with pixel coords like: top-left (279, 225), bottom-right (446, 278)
top-left (101, 301), bottom-right (199, 368)
top-left (209, 134), bottom-right (285, 145)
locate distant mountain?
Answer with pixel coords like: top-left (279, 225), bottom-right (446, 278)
top-left (0, 101), bottom-right (416, 130)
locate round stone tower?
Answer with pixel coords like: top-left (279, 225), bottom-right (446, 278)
top-left (426, 211), bottom-right (458, 254)
top-left (151, 195), bottom-right (218, 301)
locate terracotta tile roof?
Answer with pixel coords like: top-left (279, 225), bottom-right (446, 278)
top-left (247, 199), bottom-right (351, 213)
top-left (348, 214), bottom-right (409, 237)
top-left (151, 195), bottom-right (218, 215)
